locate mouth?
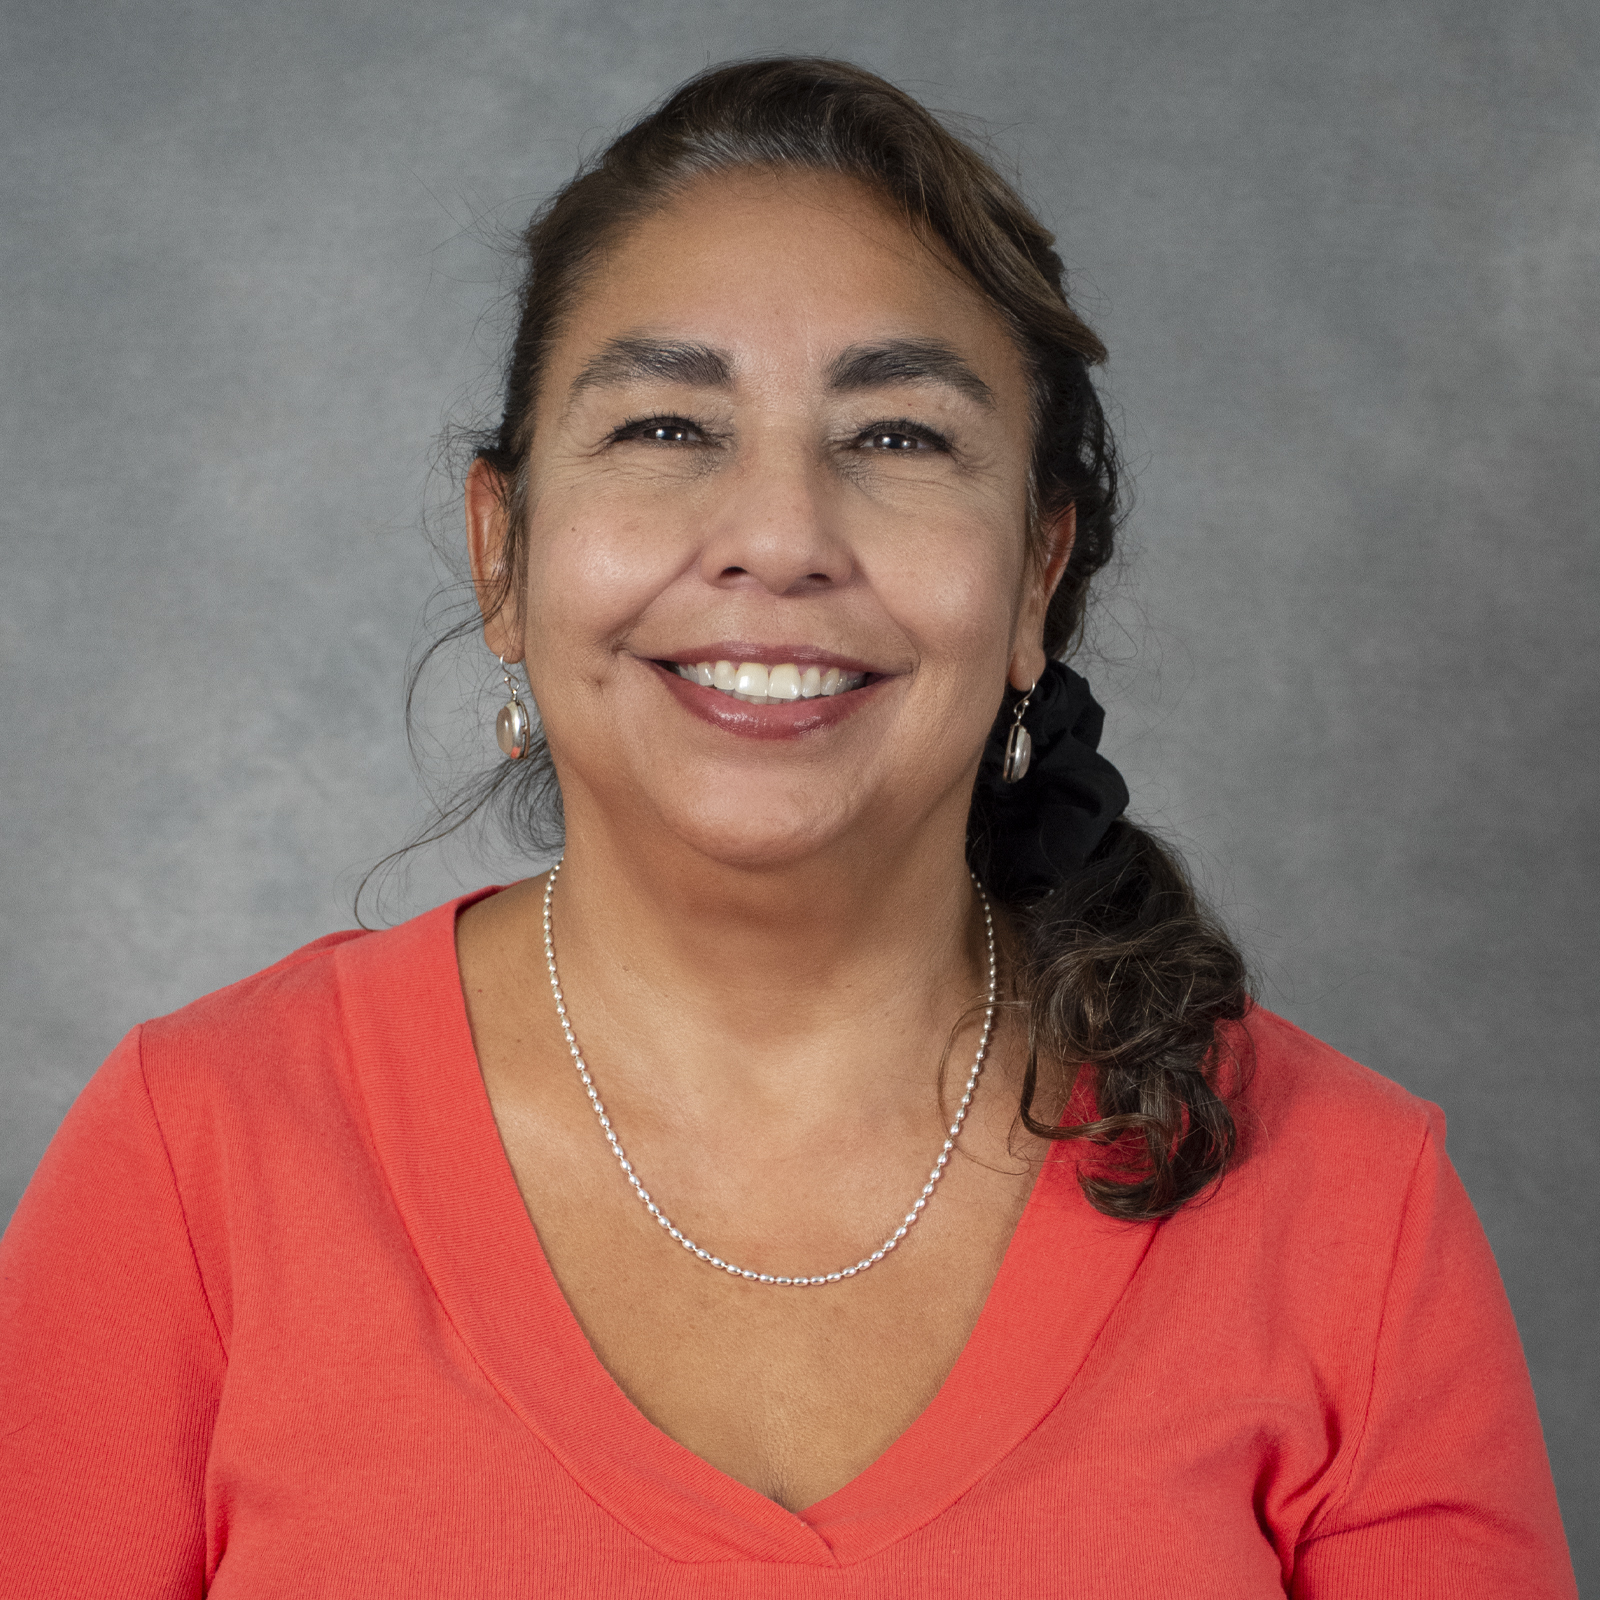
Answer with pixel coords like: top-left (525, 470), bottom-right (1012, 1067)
top-left (646, 650), bottom-right (887, 740)
top-left (665, 657), bottom-right (871, 705)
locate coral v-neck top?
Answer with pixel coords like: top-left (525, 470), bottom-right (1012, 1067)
top-left (0, 894), bottom-right (1576, 1597)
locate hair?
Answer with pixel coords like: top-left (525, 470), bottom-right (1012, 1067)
top-left (412, 56), bottom-right (1251, 1222)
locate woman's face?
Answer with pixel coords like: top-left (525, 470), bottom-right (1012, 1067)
top-left (475, 168), bottom-right (1068, 875)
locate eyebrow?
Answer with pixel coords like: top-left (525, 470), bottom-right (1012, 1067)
top-left (827, 340), bottom-right (995, 408)
top-left (568, 336), bottom-right (733, 397)
top-left (565, 333), bottom-right (995, 408)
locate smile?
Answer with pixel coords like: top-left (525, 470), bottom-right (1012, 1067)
top-left (670, 660), bottom-right (869, 705)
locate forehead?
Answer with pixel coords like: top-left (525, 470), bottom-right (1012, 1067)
top-left (552, 167), bottom-right (1027, 395)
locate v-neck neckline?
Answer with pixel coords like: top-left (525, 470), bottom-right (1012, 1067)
top-left (340, 893), bottom-right (1157, 1567)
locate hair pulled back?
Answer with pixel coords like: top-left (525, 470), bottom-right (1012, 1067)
top-left (447, 57), bottom-right (1250, 1221)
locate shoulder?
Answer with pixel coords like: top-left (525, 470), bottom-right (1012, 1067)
top-left (137, 924), bottom-right (370, 1100)
top-left (1140, 1007), bottom-right (1462, 1371)
top-left (1232, 1002), bottom-right (1439, 1135)
top-left (144, 925), bottom-right (367, 1046)
top-left (1214, 1002), bottom-right (1445, 1216)
top-left (131, 892), bottom-right (492, 1127)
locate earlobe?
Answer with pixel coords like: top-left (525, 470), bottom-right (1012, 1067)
top-left (1008, 648), bottom-right (1045, 694)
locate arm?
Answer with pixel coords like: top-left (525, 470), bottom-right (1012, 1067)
top-left (0, 1028), bottom-right (224, 1596)
top-left (1291, 1108), bottom-right (1576, 1597)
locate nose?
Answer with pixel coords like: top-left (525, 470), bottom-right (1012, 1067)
top-left (696, 448), bottom-right (855, 596)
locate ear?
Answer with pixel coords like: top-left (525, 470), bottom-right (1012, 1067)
top-left (1009, 504), bottom-right (1076, 692)
top-left (465, 458), bottom-right (522, 663)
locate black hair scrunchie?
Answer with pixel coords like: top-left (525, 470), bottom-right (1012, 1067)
top-left (966, 659), bottom-right (1130, 903)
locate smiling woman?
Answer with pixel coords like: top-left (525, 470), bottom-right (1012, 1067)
top-left (0, 57), bottom-right (1576, 1599)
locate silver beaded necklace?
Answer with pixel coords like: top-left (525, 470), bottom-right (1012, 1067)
top-left (541, 856), bottom-right (998, 1287)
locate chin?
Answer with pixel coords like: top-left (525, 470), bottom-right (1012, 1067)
top-left (655, 788), bottom-right (859, 873)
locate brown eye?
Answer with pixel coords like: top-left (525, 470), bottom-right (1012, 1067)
top-left (855, 422), bottom-right (948, 453)
top-left (614, 416), bottom-right (704, 445)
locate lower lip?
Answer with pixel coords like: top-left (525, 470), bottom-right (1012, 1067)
top-left (649, 662), bottom-right (883, 740)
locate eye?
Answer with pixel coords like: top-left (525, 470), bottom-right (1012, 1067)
top-left (854, 421), bottom-right (949, 453)
top-left (612, 415), bottom-right (705, 446)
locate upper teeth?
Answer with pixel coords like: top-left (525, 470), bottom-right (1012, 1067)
top-left (675, 660), bottom-right (867, 703)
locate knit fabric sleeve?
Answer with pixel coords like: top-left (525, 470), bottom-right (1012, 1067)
top-left (0, 1027), bottom-right (224, 1596)
top-left (1289, 1105), bottom-right (1576, 1597)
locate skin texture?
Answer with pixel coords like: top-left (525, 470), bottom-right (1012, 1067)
top-left (456, 168), bottom-right (1074, 1513)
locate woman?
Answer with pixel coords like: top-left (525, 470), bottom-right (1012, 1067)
top-left (0, 57), bottom-right (1575, 1596)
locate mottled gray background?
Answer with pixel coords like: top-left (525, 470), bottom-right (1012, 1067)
top-left (3, 0), bottom-right (1595, 1574)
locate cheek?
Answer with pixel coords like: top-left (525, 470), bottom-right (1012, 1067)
top-left (520, 489), bottom-right (689, 665)
top-left (869, 515), bottom-right (1027, 678)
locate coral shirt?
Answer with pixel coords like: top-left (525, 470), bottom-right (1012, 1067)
top-left (0, 894), bottom-right (1576, 1597)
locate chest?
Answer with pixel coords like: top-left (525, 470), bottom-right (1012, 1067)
top-left (490, 1090), bottom-right (1034, 1511)
top-left (204, 1141), bottom-right (1301, 1596)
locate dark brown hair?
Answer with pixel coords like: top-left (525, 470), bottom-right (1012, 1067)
top-left (421, 56), bottom-right (1250, 1221)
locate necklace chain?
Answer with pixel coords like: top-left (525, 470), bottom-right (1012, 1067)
top-left (541, 857), bottom-right (998, 1287)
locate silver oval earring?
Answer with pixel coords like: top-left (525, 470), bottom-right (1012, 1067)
top-left (1001, 680), bottom-right (1037, 783)
top-left (495, 656), bottom-right (533, 760)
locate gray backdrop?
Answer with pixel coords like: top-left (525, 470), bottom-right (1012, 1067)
top-left (4, 0), bottom-right (1595, 1575)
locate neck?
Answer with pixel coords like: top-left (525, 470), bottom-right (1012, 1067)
top-left (544, 801), bottom-right (991, 1123)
